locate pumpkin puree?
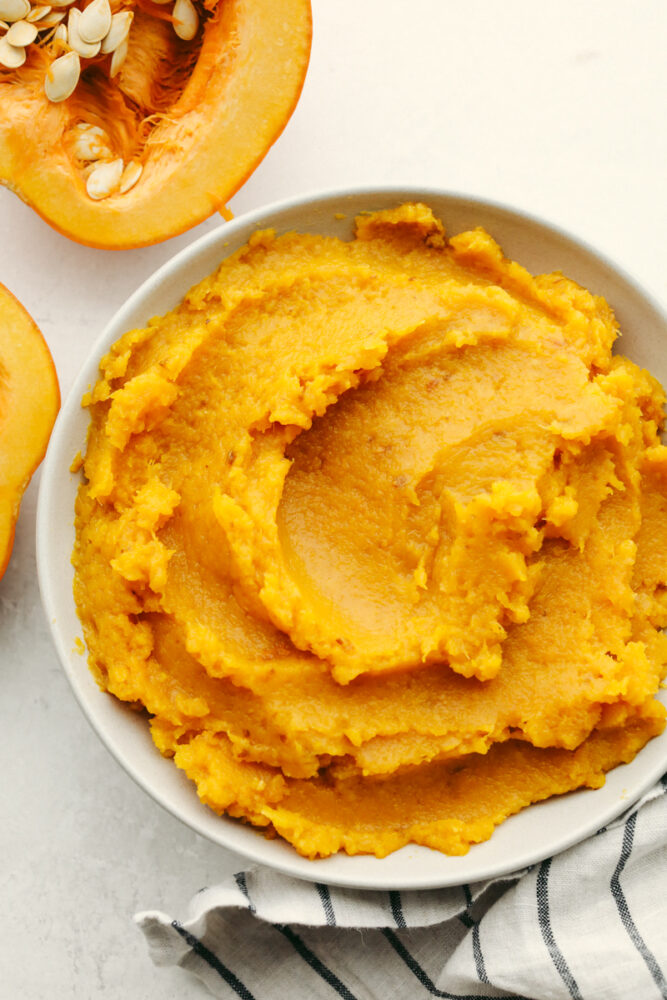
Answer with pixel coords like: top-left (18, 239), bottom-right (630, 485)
top-left (73, 203), bottom-right (667, 858)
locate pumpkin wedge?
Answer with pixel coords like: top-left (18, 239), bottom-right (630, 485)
top-left (0, 0), bottom-right (312, 249)
top-left (0, 283), bottom-right (59, 580)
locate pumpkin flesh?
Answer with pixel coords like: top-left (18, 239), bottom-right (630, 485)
top-left (0, 284), bottom-right (59, 580)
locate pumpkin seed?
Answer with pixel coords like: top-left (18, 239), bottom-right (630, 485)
top-left (119, 160), bottom-right (142, 194)
top-left (67, 7), bottom-right (100, 57)
top-left (48, 0), bottom-right (76, 7)
top-left (72, 123), bottom-right (111, 161)
top-left (78, 0), bottom-right (110, 44)
top-left (172, 0), bottom-right (198, 40)
top-left (5, 17), bottom-right (36, 44)
top-left (44, 49), bottom-right (79, 101)
top-left (36, 10), bottom-right (65, 27)
top-left (26, 5), bottom-right (52, 22)
top-left (108, 33), bottom-right (126, 75)
top-left (52, 20), bottom-right (66, 39)
top-left (100, 9), bottom-right (131, 54)
top-left (0, 0), bottom-right (30, 23)
top-left (86, 157), bottom-right (123, 200)
top-left (0, 34), bottom-right (25, 64)
top-left (0, 19), bottom-right (9, 29)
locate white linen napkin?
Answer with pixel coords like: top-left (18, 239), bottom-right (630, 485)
top-left (136, 778), bottom-right (667, 1000)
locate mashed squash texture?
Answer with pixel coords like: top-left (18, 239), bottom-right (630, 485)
top-left (73, 203), bottom-right (667, 858)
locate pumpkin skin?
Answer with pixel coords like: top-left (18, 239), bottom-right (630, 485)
top-left (0, 0), bottom-right (312, 249)
top-left (0, 284), bottom-right (59, 580)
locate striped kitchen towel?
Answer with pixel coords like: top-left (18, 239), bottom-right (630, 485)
top-left (136, 778), bottom-right (667, 1000)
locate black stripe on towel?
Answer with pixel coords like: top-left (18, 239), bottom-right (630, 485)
top-left (459, 884), bottom-right (489, 984)
top-left (172, 921), bottom-right (256, 1000)
top-left (610, 811), bottom-right (667, 994)
top-left (316, 882), bottom-right (337, 925)
top-left (536, 859), bottom-right (583, 1000)
top-left (389, 890), bottom-right (407, 928)
top-left (276, 924), bottom-right (359, 1000)
top-left (234, 872), bottom-right (256, 914)
top-left (458, 885), bottom-right (474, 929)
top-left (381, 927), bottom-right (528, 1000)
top-left (471, 923), bottom-right (489, 986)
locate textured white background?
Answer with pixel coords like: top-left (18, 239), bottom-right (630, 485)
top-left (1, 1), bottom-right (666, 995)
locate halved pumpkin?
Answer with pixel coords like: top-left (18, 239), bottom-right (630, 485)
top-left (0, 0), bottom-right (312, 249)
top-left (0, 283), bottom-right (59, 580)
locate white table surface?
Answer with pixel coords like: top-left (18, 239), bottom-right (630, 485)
top-left (1, 1), bottom-right (665, 995)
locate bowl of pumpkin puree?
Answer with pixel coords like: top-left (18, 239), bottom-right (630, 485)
top-left (37, 189), bottom-right (667, 889)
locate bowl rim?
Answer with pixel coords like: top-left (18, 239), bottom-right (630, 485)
top-left (37, 184), bottom-right (667, 889)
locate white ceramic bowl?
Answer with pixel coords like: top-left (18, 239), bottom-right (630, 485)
top-left (37, 187), bottom-right (667, 889)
